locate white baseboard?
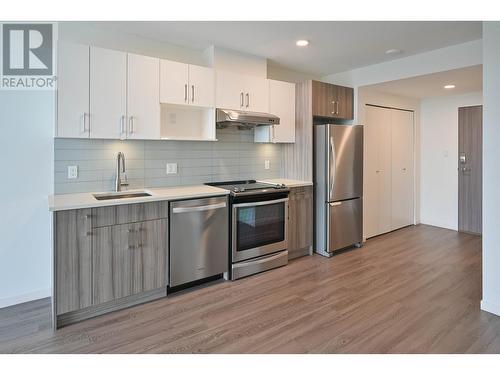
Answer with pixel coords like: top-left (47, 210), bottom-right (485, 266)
top-left (419, 219), bottom-right (457, 231)
top-left (0, 289), bottom-right (51, 309)
top-left (481, 299), bottom-right (500, 316)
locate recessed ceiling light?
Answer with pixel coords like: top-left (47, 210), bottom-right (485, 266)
top-left (444, 84), bottom-right (456, 89)
top-left (296, 40), bottom-right (309, 47)
top-left (385, 48), bottom-right (402, 55)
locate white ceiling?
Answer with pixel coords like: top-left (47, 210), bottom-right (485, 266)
top-left (364, 65), bottom-right (483, 99)
top-left (87, 21), bottom-right (482, 76)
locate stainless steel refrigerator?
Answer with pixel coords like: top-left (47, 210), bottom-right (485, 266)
top-left (313, 124), bottom-right (363, 257)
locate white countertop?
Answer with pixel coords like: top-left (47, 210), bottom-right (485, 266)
top-left (259, 178), bottom-right (313, 188)
top-left (48, 185), bottom-right (230, 212)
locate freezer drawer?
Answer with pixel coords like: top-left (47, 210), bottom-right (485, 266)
top-left (328, 198), bottom-right (362, 252)
top-left (169, 196), bottom-right (229, 287)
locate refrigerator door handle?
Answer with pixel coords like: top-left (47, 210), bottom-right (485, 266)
top-left (329, 135), bottom-right (336, 200)
top-left (329, 202), bottom-right (342, 206)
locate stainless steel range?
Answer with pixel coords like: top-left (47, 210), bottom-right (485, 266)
top-left (206, 180), bottom-right (289, 280)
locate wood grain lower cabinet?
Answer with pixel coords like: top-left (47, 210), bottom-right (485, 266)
top-left (55, 209), bottom-right (92, 315)
top-left (92, 219), bottom-right (168, 305)
top-left (287, 186), bottom-right (313, 259)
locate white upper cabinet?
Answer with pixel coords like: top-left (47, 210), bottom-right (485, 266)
top-left (90, 47), bottom-right (127, 139)
top-left (188, 65), bottom-right (215, 107)
top-left (160, 60), bottom-right (189, 105)
top-left (216, 70), bottom-right (269, 113)
top-left (254, 79), bottom-right (295, 143)
top-left (127, 53), bottom-right (160, 140)
top-left (57, 42), bottom-right (90, 138)
top-left (160, 60), bottom-right (214, 108)
top-left (244, 75), bottom-right (269, 113)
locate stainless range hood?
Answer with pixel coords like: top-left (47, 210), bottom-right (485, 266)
top-left (216, 108), bottom-right (280, 129)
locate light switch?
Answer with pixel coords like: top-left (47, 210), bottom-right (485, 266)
top-left (67, 165), bottom-right (78, 179)
top-left (166, 163), bottom-right (178, 175)
top-left (264, 160), bottom-right (270, 170)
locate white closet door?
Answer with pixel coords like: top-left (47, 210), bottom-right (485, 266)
top-left (127, 53), bottom-right (160, 140)
top-left (391, 110), bottom-right (414, 230)
top-left (365, 105), bottom-right (392, 238)
top-left (90, 47), bottom-right (127, 139)
top-left (57, 42), bottom-right (90, 138)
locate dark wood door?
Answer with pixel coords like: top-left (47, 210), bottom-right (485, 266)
top-left (336, 85), bottom-right (354, 119)
top-left (288, 186), bottom-right (313, 259)
top-left (311, 80), bottom-right (353, 119)
top-left (55, 209), bottom-right (92, 314)
top-left (312, 80), bottom-right (336, 117)
top-left (458, 105), bottom-right (482, 234)
top-left (92, 219), bottom-right (167, 305)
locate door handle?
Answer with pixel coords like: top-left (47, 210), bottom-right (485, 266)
top-left (129, 116), bottom-right (135, 134)
top-left (81, 113), bottom-right (89, 133)
top-left (329, 202), bottom-right (342, 206)
top-left (191, 85), bottom-right (195, 103)
top-left (246, 93), bottom-right (249, 108)
top-left (335, 101), bottom-right (339, 115)
top-left (331, 101), bottom-right (336, 115)
top-left (172, 202), bottom-right (227, 213)
top-left (184, 84), bottom-right (188, 102)
top-left (240, 92), bottom-right (244, 107)
top-left (120, 115), bottom-right (126, 136)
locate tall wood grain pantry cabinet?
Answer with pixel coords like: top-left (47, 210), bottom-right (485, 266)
top-left (364, 105), bottom-right (414, 238)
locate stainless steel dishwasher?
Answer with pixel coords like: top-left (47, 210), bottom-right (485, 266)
top-left (169, 196), bottom-right (229, 288)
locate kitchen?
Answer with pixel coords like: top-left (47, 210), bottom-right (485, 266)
top-left (1, 17), bottom-right (499, 363)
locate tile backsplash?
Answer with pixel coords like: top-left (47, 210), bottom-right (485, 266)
top-left (54, 128), bottom-right (283, 194)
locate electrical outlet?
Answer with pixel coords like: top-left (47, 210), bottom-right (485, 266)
top-left (67, 165), bottom-right (78, 179)
top-left (264, 160), bottom-right (270, 170)
top-left (166, 163), bottom-right (178, 175)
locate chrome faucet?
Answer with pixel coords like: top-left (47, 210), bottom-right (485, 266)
top-left (115, 152), bottom-right (129, 192)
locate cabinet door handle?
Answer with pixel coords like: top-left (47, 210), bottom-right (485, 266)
top-left (240, 92), bottom-right (244, 107)
top-left (129, 116), bottom-right (135, 134)
top-left (184, 84), bottom-right (188, 102)
top-left (120, 115), bottom-right (126, 135)
top-left (336, 101), bottom-right (339, 115)
top-left (246, 93), bottom-right (249, 108)
top-left (331, 101), bottom-right (336, 115)
top-left (81, 113), bottom-right (89, 133)
top-left (191, 85), bottom-right (195, 103)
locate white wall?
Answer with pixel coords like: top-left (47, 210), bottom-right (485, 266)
top-left (481, 22), bottom-right (500, 316)
top-left (0, 90), bottom-right (54, 308)
top-left (419, 92), bottom-right (482, 231)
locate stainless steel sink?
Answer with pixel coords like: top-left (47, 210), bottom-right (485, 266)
top-left (93, 191), bottom-right (152, 201)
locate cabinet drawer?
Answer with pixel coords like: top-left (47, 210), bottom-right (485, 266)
top-left (92, 201), bottom-right (169, 227)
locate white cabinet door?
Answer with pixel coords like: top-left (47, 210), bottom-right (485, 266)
top-left (391, 110), bottom-right (414, 230)
top-left (188, 65), bottom-right (215, 108)
top-left (245, 76), bottom-right (269, 113)
top-left (57, 42), bottom-right (90, 138)
top-left (160, 59), bottom-right (189, 105)
top-left (127, 53), bottom-right (160, 140)
top-left (215, 70), bottom-right (245, 110)
top-left (269, 80), bottom-right (295, 143)
top-left (90, 47), bottom-right (127, 139)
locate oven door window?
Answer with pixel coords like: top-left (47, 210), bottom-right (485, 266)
top-left (236, 202), bottom-right (285, 251)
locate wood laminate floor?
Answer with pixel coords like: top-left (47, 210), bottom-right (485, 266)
top-left (1, 224), bottom-right (499, 354)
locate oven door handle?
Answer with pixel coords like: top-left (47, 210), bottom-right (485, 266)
top-left (233, 197), bottom-right (289, 208)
